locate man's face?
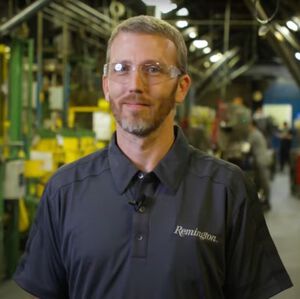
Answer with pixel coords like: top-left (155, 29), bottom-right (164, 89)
top-left (103, 32), bottom-right (189, 137)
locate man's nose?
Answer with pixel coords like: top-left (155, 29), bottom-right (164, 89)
top-left (128, 69), bottom-right (145, 91)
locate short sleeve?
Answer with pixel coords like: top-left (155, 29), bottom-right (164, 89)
top-left (224, 177), bottom-right (293, 299)
top-left (14, 184), bottom-right (68, 299)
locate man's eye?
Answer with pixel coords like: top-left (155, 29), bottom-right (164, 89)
top-left (144, 65), bottom-right (162, 74)
top-left (113, 63), bottom-right (129, 73)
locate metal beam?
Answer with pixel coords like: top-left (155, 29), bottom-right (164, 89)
top-left (195, 47), bottom-right (240, 91)
top-left (0, 0), bottom-right (52, 36)
top-left (244, 0), bottom-right (300, 87)
top-left (221, 0), bottom-right (231, 100)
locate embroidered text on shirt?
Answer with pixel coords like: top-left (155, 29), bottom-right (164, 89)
top-left (174, 225), bottom-right (218, 243)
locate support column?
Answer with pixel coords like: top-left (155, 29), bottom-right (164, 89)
top-left (5, 39), bottom-right (23, 277)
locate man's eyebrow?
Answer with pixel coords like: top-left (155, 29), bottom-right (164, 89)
top-left (110, 59), bottom-right (131, 64)
top-left (141, 59), bottom-right (165, 65)
top-left (110, 59), bottom-right (166, 65)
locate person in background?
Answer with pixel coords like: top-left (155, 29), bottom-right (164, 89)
top-left (279, 121), bottom-right (293, 172)
top-left (248, 120), bottom-right (272, 211)
top-left (253, 106), bottom-right (276, 148)
top-left (14, 15), bottom-right (292, 299)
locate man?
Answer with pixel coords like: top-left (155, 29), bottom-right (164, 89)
top-left (14, 15), bottom-right (292, 298)
top-left (248, 120), bottom-right (272, 211)
top-left (279, 121), bottom-right (293, 172)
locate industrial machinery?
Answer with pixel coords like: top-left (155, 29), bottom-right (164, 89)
top-left (0, 0), bottom-right (118, 278)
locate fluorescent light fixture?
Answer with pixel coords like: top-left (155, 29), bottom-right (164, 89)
top-left (203, 47), bottom-right (211, 54)
top-left (189, 31), bottom-right (197, 39)
top-left (183, 27), bottom-right (197, 38)
top-left (159, 2), bottom-right (177, 14)
top-left (209, 53), bottom-right (222, 63)
top-left (141, 0), bottom-right (156, 5)
top-left (286, 20), bottom-right (298, 31)
top-left (176, 7), bottom-right (189, 16)
top-left (176, 20), bottom-right (188, 28)
top-left (141, 0), bottom-right (177, 14)
top-left (280, 26), bottom-right (290, 35)
top-left (292, 16), bottom-right (300, 25)
top-left (295, 52), bottom-right (300, 61)
top-left (192, 39), bottom-right (208, 49)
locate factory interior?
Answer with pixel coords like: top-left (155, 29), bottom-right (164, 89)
top-left (0, 0), bottom-right (300, 297)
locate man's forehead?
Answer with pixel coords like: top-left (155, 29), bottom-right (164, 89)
top-left (109, 32), bottom-right (177, 62)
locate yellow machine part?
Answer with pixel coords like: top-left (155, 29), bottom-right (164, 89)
top-left (34, 138), bottom-right (57, 151)
top-left (19, 199), bottom-right (29, 233)
top-left (63, 137), bottom-right (79, 150)
top-left (24, 160), bottom-right (45, 178)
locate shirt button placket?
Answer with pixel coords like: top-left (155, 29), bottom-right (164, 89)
top-left (137, 235), bottom-right (143, 241)
top-left (131, 211), bottom-right (149, 258)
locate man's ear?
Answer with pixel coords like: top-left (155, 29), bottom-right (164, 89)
top-left (102, 76), bottom-right (110, 101)
top-left (175, 74), bottom-right (191, 104)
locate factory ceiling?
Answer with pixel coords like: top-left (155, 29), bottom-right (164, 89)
top-left (1, 0), bottom-right (300, 100)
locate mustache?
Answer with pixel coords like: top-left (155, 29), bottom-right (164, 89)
top-left (119, 94), bottom-right (152, 105)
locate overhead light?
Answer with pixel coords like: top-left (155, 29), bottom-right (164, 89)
top-left (189, 31), bottom-right (197, 39)
top-left (176, 20), bottom-right (188, 28)
top-left (141, 0), bottom-right (177, 14)
top-left (192, 39), bottom-right (208, 49)
top-left (141, 0), bottom-right (156, 5)
top-left (189, 43), bottom-right (196, 52)
top-left (274, 31), bottom-right (284, 41)
top-left (176, 7), bottom-right (189, 16)
top-left (183, 26), bottom-right (197, 38)
top-left (203, 47), bottom-right (211, 54)
top-left (159, 2), bottom-right (177, 14)
top-left (292, 16), bottom-right (300, 26)
top-left (286, 20), bottom-right (298, 32)
top-left (280, 26), bottom-right (290, 35)
top-left (203, 61), bottom-right (211, 68)
top-left (258, 25), bottom-right (269, 37)
top-left (295, 52), bottom-right (300, 61)
top-left (209, 53), bottom-right (223, 63)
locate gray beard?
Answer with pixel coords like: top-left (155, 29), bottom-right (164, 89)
top-left (110, 84), bottom-right (177, 137)
top-left (118, 118), bottom-right (161, 137)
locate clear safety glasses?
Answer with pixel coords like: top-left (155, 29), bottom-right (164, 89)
top-left (103, 61), bottom-right (182, 85)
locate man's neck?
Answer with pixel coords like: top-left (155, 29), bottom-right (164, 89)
top-left (116, 120), bottom-right (175, 173)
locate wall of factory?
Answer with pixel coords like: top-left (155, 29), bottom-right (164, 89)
top-left (264, 78), bottom-right (300, 122)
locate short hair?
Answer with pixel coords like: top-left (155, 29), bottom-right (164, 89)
top-left (106, 15), bottom-right (188, 74)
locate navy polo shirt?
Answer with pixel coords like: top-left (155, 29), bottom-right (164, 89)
top-left (14, 126), bottom-right (292, 299)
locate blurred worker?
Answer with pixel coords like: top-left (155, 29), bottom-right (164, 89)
top-left (186, 125), bottom-right (211, 153)
top-left (279, 121), bottom-right (293, 172)
top-left (253, 106), bottom-right (276, 148)
top-left (248, 120), bottom-right (272, 211)
top-left (14, 15), bottom-right (292, 298)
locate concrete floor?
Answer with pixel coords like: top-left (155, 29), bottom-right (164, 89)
top-left (0, 171), bottom-right (299, 299)
top-left (265, 171), bottom-right (300, 298)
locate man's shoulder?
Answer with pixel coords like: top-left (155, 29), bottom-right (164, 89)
top-left (188, 149), bottom-right (254, 207)
top-left (188, 148), bottom-right (244, 185)
top-left (48, 147), bottom-right (110, 191)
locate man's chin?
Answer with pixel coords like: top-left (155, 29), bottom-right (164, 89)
top-left (120, 122), bottom-right (157, 137)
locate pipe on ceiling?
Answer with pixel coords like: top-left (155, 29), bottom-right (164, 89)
top-left (0, 0), bottom-right (52, 37)
top-left (244, 0), bottom-right (300, 87)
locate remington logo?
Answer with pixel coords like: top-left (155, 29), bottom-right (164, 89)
top-left (174, 225), bottom-right (218, 243)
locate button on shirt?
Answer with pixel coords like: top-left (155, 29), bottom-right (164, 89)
top-left (14, 126), bottom-right (292, 299)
